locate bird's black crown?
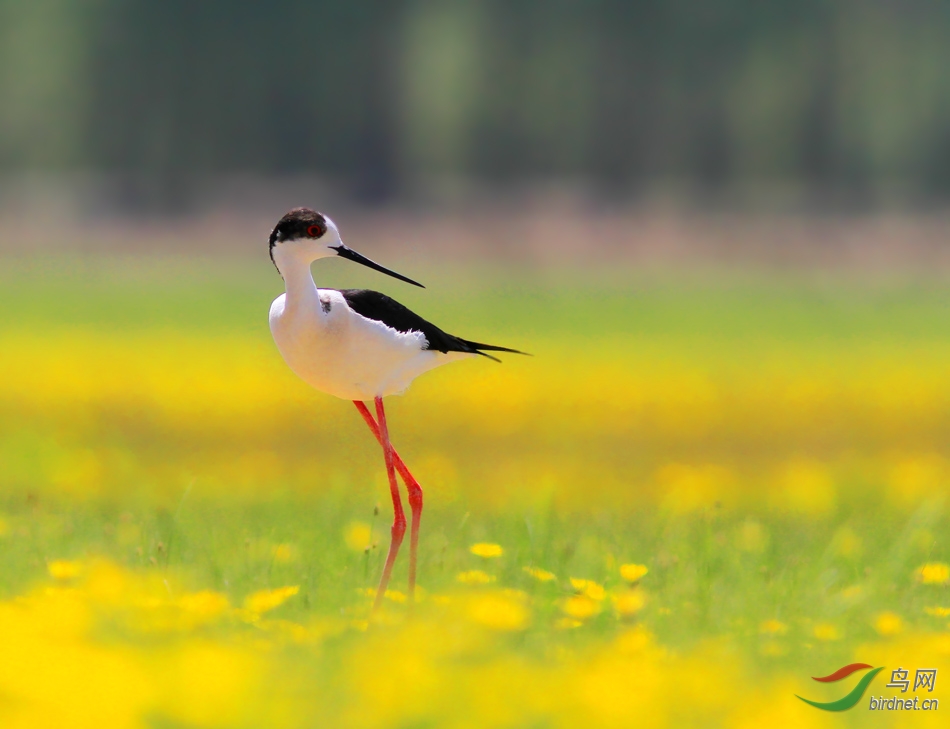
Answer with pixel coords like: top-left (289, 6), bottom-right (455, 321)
top-left (268, 208), bottom-right (328, 264)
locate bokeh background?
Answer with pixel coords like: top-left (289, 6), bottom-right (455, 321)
top-left (3, 2), bottom-right (950, 728)
top-left (6, 0), bottom-right (950, 209)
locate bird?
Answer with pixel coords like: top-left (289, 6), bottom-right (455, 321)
top-left (267, 207), bottom-right (524, 610)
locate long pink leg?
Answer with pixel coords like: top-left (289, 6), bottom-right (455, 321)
top-left (354, 400), bottom-right (423, 601)
top-left (369, 396), bottom-right (406, 611)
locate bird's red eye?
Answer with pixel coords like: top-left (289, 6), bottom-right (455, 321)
top-left (307, 224), bottom-right (324, 238)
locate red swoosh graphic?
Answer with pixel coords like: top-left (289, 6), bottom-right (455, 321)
top-left (812, 663), bottom-right (873, 682)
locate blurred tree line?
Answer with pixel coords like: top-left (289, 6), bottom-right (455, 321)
top-left (2, 0), bottom-right (950, 208)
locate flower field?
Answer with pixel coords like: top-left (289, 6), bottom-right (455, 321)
top-left (1, 255), bottom-right (949, 727)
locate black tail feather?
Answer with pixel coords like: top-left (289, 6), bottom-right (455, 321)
top-left (459, 338), bottom-right (531, 362)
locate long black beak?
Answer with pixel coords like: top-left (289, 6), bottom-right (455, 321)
top-left (330, 245), bottom-right (424, 288)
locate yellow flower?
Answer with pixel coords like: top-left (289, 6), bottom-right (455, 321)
top-left (344, 522), bottom-right (373, 551)
top-left (47, 560), bottom-right (82, 580)
top-left (470, 543), bottom-right (504, 558)
top-left (356, 587), bottom-right (407, 603)
top-left (177, 591), bottom-right (231, 624)
top-left (271, 543), bottom-right (297, 563)
top-left (760, 640), bottom-right (789, 657)
top-left (838, 585), bottom-right (864, 603)
top-left (555, 617), bottom-right (583, 629)
top-left (617, 627), bottom-right (654, 654)
top-left (613, 591), bottom-right (647, 617)
top-left (169, 590), bottom-right (232, 631)
top-left (523, 566), bottom-right (556, 582)
top-left (570, 578), bottom-right (605, 600)
top-left (85, 560), bottom-right (129, 602)
top-left (466, 592), bottom-right (529, 631)
top-left (456, 570), bottom-right (496, 585)
top-left (619, 563), bottom-right (649, 582)
top-left (243, 585), bottom-right (299, 614)
top-left (812, 623), bottom-right (840, 641)
top-left (562, 595), bottom-right (600, 619)
top-left (924, 606), bottom-right (950, 617)
top-left (759, 619), bottom-right (788, 635)
top-left (916, 563), bottom-right (950, 585)
top-left (874, 611), bottom-right (903, 636)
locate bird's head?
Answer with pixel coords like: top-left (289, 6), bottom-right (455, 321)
top-left (268, 208), bottom-right (423, 287)
top-left (268, 208), bottom-right (342, 263)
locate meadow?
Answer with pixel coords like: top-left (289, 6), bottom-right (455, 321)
top-left (1, 253), bottom-right (949, 727)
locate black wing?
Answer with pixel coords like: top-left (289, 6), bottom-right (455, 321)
top-left (338, 289), bottom-right (526, 361)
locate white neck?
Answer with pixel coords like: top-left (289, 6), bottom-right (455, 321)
top-left (273, 247), bottom-right (318, 308)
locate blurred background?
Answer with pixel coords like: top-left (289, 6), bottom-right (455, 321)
top-left (3, 0), bottom-right (950, 264)
top-left (3, 7), bottom-right (950, 726)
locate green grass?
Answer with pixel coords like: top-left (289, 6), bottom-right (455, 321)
top-left (4, 254), bottom-right (950, 342)
top-left (1, 488), bottom-right (946, 666)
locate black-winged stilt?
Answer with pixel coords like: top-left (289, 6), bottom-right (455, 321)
top-left (267, 208), bottom-right (524, 610)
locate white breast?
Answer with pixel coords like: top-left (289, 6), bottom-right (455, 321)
top-left (269, 289), bottom-right (470, 400)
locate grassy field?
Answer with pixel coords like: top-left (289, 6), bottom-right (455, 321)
top-left (1, 254), bottom-right (950, 727)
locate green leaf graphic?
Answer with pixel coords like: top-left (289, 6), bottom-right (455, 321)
top-left (796, 667), bottom-right (884, 712)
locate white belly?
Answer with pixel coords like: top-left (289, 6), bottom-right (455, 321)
top-left (269, 290), bottom-right (470, 400)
